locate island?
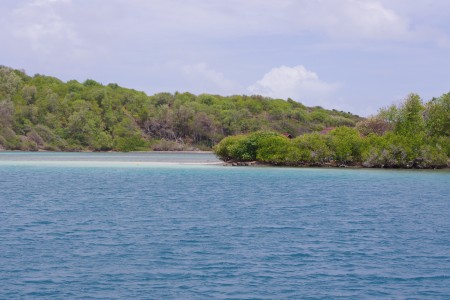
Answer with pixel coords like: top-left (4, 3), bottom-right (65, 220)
top-left (1, 66), bottom-right (449, 169)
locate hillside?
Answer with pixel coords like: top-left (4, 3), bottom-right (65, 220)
top-left (0, 66), bottom-right (361, 151)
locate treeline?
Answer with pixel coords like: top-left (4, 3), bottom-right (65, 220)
top-left (0, 66), bottom-right (360, 151)
top-left (214, 93), bottom-right (450, 168)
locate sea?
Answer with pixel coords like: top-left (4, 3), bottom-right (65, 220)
top-left (1, 152), bottom-right (449, 299)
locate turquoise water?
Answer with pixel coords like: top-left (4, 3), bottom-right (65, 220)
top-left (1, 152), bottom-right (449, 299)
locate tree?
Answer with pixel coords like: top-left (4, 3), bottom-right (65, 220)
top-left (192, 112), bottom-right (217, 145)
top-left (292, 133), bottom-right (331, 164)
top-left (356, 117), bottom-right (392, 136)
top-left (0, 66), bottom-right (23, 98)
top-left (66, 100), bottom-right (112, 149)
top-left (328, 126), bottom-right (365, 164)
top-left (0, 99), bottom-right (14, 127)
top-left (377, 104), bottom-right (400, 125)
top-left (213, 135), bottom-right (247, 161)
top-left (424, 92), bottom-right (450, 137)
top-left (395, 93), bottom-right (425, 136)
top-left (112, 117), bottom-right (146, 151)
top-left (143, 104), bottom-right (175, 140)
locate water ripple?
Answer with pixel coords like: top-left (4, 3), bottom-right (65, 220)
top-left (0, 153), bottom-right (449, 298)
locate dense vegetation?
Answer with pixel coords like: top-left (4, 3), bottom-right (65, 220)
top-left (214, 93), bottom-right (450, 168)
top-left (0, 66), bottom-right (360, 152)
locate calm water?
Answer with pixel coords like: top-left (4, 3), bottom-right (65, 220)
top-left (1, 152), bottom-right (449, 299)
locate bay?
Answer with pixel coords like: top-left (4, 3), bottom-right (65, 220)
top-left (0, 152), bottom-right (449, 299)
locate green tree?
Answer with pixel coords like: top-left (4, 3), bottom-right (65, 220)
top-left (0, 99), bottom-right (14, 127)
top-left (292, 133), bottom-right (332, 164)
top-left (0, 66), bottom-right (23, 98)
top-left (255, 135), bottom-right (305, 165)
top-left (112, 117), bottom-right (147, 151)
top-left (213, 135), bottom-right (247, 161)
top-left (328, 126), bottom-right (365, 164)
top-left (395, 93), bottom-right (425, 136)
top-left (424, 93), bottom-right (450, 137)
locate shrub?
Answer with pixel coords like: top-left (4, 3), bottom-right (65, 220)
top-left (328, 126), bottom-right (365, 164)
top-left (362, 132), bottom-right (448, 168)
top-left (152, 139), bottom-right (197, 151)
top-left (114, 135), bottom-right (148, 152)
top-left (434, 136), bottom-right (450, 157)
top-left (213, 135), bottom-right (247, 161)
top-left (362, 144), bottom-right (409, 168)
top-left (292, 133), bottom-right (331, 164)
top-left (414, 145), bottom-right (448, 168)
top-left (255, 135), bottom-right (294, 164)
top-left (356, 117), bottom-right (393, 136)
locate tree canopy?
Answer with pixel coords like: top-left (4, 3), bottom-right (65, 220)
top-left (0, 66), bottom-right (360, 151)
top-left (214, 93), bottom-right (450, 169)
top-left (1, 66), bottom-right (448, 168)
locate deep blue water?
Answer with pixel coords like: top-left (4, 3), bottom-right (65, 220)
top-left (1, 152), bottom-right (449, 299)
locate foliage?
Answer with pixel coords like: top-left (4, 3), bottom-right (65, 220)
top-left (213, 92), bottom-right (449, 169)
top-left (292, 133), bottom-right (331, 164)
top-left (327, 127), bottom-right (364, 164)
top-left (424, 92), bottom-right (450, 137)
top-left (1, 65), bottom-right (448, 168)
top-left (361, 133), bottom-right (448, 168)
top-left (255, 135), bottom-right (294, 164)
top-left (213, 135), bottom-right (247, 161)
top-left (214, 131), bottom-right (280, 161)
top-left (356, 117), bottom-right (392, 136)
top-left (395, 93), bottom-right (425, 136)
top-left (0, 66), bottom-right (360, 151)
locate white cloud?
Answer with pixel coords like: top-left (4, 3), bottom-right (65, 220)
top-left (248, 65), bottom-right (340, 106)
top-left (182, 63), bottom-right (238, 94)
top-left (304, 0), bottom-right (412, 40)
top-left (10, 0), bottom-right (87, 59)
top-left (5, 0), bottom-right (449, 62)
top-left (112, 0), bottom-right (430, 43)
top-left (1, 0), bottom-right (449, 117)
top-left (32, 0), bottom-right (71, 6)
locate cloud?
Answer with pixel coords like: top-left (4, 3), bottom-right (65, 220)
top-left (182, 62), bottom-right (238, 94)
top-left (248, 65), bottom-right (340, 105)
top-left (4, 0), bottom-right (449, 64)
top-left (33, 0), bottom-right (71, 5)
top-left (1, 0), bottom-right (448, 117)
top-left (108, 0), bottom-right (432, 43)
top-left (10, 0), bottom-right (87, 59)
top-left (301, 0), bottom-right (412, 40)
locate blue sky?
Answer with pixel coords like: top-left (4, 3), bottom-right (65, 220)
top-left (1, 0), bottom-right (449, 116)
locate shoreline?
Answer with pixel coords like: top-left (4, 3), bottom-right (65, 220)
top-left (1, 151), bottom-right (448, 169)
top-left (0, 149), bottom-right (214, 154)
top-left (221, 160), bottom-right (450, 170)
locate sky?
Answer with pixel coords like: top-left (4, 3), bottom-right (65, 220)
top-left (1, 0), bottom-right (449, 116)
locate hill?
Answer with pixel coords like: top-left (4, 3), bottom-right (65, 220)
top-left (0, 66), bottom-right (361, 151)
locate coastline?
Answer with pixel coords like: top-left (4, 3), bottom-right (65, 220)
top-left (0, 149), bottom-right (214, 154)
top-left (221, 160), bottom-right (450, 170)
top-left (1, 151), bottom-right (448, 169)
top-left (0, 151), bottom-right (223, 167)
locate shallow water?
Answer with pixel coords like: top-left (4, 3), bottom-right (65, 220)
top-left (1, 152), bottom-right (449, 299)
top-left (0, 151), bottom-right (221, 166)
